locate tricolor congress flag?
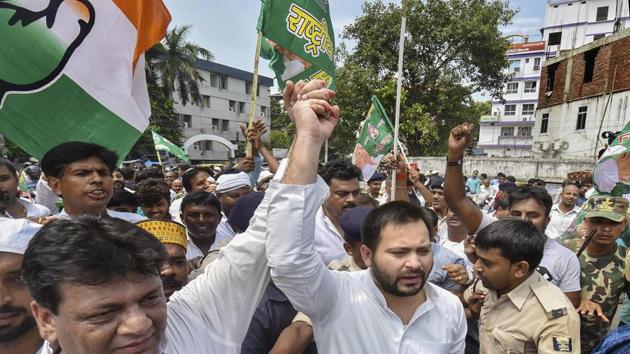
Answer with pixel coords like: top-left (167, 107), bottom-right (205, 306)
top-left (352, 96), bottom-right (395, 182)
top-left (0, 0), bottom-right (171, 162)
top-left (152, 130), bottom-right (189, 163)
top-left (258, 0), bottom-right (336, 89)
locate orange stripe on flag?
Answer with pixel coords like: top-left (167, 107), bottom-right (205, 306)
top-left (112, 0), bottom-right (172, 70)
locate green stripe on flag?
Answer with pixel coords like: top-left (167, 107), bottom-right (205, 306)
top-left (0, 75), bottom-right (142, 163)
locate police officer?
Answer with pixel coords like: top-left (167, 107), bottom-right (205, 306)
top-left (466, 218), bottom-right (580, 353)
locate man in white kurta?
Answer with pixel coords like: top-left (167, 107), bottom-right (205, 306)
top-left (265, 90), bottom-right (466, 354)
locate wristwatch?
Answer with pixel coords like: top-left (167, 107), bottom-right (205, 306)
top-left (446, 157), bottom-right (463, 166)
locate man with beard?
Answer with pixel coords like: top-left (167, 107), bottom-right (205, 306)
top-left (0, 159), bottom-right (50, 219)
top-left (40, 142), bottom-right (144, 223)
top-left (315, 159), bottom-right (361, 265)
top-left (0, 218), bottom-right (42, 354)
top-left (137, 220), bottom-right (188, 301)
top-left (180, 191), bottom-right (224, 260)
top-left (265, 104), bottom-right (466, 351)
top-left (444, 123), bottom-right (582, 308)
top-left (466, 219), bottom-right (580, 353)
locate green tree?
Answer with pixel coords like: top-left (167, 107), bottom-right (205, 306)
top-left (151, 25), bottom-right (214, 106)
top-left (332, 0), bottom-right (514, 156)
top-left (269, 95), bottom-right (293, 149)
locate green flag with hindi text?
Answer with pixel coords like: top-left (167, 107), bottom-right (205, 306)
top-left (258, 0), bottom-right (336, 89)
top-left (352, 96), bottom-right (395, 181)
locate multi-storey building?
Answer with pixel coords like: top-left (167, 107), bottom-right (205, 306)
top-left (477, 41), bottom-right (546, 158)
top-left (174, 59), bottom-right (274, 162)
top-left (534, 28), bottom-right (630, 160)
top-left (543, 0), bottom-right (630, 54)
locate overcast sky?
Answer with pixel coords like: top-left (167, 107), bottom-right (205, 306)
top-left (162, 0), bottom-right (546, 93)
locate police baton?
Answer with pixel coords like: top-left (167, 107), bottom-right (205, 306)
top-left (576, 229), bottom-right (596, 258)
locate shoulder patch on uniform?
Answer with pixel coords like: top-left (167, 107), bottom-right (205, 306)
top-left (530, 280), bottom-right (568, 318)
top-left (552, 336), bottom-right (572, 352)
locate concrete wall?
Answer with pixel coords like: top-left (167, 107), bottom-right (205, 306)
top-left (409, 156), bottom-right (595, 182)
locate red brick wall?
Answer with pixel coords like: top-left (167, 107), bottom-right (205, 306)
top-left (567, 45), bottom-right (611, 101)
top-left (538, 60), bottom-right (567, 108)
top-left (609, 38), bottom-right (630, 92)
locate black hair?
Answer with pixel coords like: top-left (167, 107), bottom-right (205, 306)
top-left (362, 201), bottom-right (433, 251)
top-left (506, 176), bottom-right (516, 183)
top-left (508, 184), bottom-right (553, 217)
top-left (497, 172), bottom-right (506, 178)
top-left (0, 158), bottom-right (17, 178)
top-left (422, 207), bottom-right (438, 229)
top-left (135, 168), bottom-right (164, 184)
top-left (561, 179), bottom-right (581, 190)
top-left (182, 168), bottom-right (211, 193)
top-left (41, 142), bottom-right (118, 178)
top-left (318, 159), bottom-right (361, 184)
top-left (475, 218), bottom-right (545, 271)
top-left (119, 167), bottom-right (135, 181)
top-left (180, 191), bottom-right (221, 214)
top-left (22, 216), bottom-right (166, 314)
top-left (107, 190), bottom-right (138, 209)
top-left (528, 178), bottom-right (537, 185)
top-left (480, 173), bottom-right (488, 179)
top-left (135, 178), bottom-right (170, 206)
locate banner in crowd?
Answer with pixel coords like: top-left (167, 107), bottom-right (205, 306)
top-left (258, 0), bottom-right (336, 89)
top-left (152, 130), bottom-right (189, 163)
top-left (593, 120), bottom-right (630, 195)
top-left (0, 0), bottom-right (170, 162)
top-left (352, 96), bottom-right (395, 181)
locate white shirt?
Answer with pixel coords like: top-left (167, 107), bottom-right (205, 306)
top-left (314, 207), bottom-right (347, 265)
top-left (57, 209), bottom-right (146, 223)
top-left (440, 238), bottom-right (474, 273)
top-left (185, 230), bottom-right (232, 260)
top-left (266, 179), bottom-right (467, 353)
top-left (546, 204), bottom-right (581, 240)
top-left (216, 214), bottom-right (236, 241)
top-left (39, 159), bottom-right (292, 354)
top-left (3, 198), bottom-right (50, 219)
top-left (170, 197), bottom-right (183, 223)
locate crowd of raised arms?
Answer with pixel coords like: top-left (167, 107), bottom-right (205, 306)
top-left (1, 80), bottom-right (629, 354)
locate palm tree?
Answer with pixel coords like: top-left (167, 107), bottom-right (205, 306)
top-left (148, 25), bottom-right (213, 106)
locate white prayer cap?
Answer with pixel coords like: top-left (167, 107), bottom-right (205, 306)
top-left (206, 176), bottom-right (216, 184)
top-left (257, 170), bottom-right (274, 184)
top-left (216, 172), bottom-right (251, 193)
top-left (0, 218), bottom-right (42, 255)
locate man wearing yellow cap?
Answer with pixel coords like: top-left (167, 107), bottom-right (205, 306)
top-left (137, 220), bottom-right (189, 301)
top-left (563, 196), bottom-right (630, 353)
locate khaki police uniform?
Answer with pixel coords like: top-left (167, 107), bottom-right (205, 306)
top-left (466, 271), bottom-right (580, 353)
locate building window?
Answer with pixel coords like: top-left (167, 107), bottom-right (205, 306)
top-left (212, 118), bottom-right (220, 131)
top-left (202, 95), bottom-right (210, 108)
top-left (583, 48), bottom-right (599, 83)
top-left (180, 114), bottom-right (192, 128)
top-left (204, 141), bottom-right (213, 151)
top-left (596, 6), bottom-right (609, 22)
top-left (257, 84), bottom-right (261, 97)
top-left (576, 106), bottom-right (587, 130)
top-left (518, 126), bottom-right (532, 137)
top-left (506, 82), bottom-right (519, 94)
top-left (222, 119), bottom-right (229, 132)
top-left (522, 104), bottom-right (535, 115)
top-left (548, 32), bottom-right (562, 46)
top-left (220, 75), bottom-right (228, 90)
top-left (524, 81), bottom-right (537, 93)
top-left (533, 58), bottom-right (541, 71)
top-left (593, 34), bottom-right (605, 40)
top-left (210, 74), bottom-right (218, 88)
top-left (541, 113), bottom-right (549, 134)
top-left (500, 127), bottom-right (514, 136)
top-left (229, 100), bottom-right (236, 112)
top-left (509, 59), bottom-right (521, 73)
top-left (504, 104), bottom-right (517, 116)
top-left (245, 82), bottom-right (252, 95)
top-left (547, 63), bottom-right (559, 92)
top-left (238, 101), bottom-right (246, 114)
top-left (261, 106), bottom-right (267, 118)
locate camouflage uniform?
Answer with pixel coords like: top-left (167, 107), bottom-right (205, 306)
top-left (562, 196), bottom-right (630, 353)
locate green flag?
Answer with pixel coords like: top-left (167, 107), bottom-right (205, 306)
top-left (352, 96), bottom-right (395, 181)
top-left (258, 0), bottom-right (336, 89)
top-left (593, 122), bottom-right (630, 196)
top-left (152, 131), bottom-right (189, 163)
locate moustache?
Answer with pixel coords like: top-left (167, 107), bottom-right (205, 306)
top-left (0, 304), bottom-right (27, 316)
top-left (161, 277), bottom-right (183, 291)
top-left (343, 203), bottom-right (356, 209)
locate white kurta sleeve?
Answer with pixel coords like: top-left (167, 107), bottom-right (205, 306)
top-left (266, 177), bottom-right (343, 323)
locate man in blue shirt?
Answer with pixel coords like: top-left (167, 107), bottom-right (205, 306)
top-left (466, 170), bottom-right (481, 196)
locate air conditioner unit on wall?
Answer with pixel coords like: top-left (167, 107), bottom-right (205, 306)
top-left (539, 142), bottom-right (550, 151)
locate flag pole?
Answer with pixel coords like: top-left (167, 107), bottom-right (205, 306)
top-left (391, 0), bottom-right (409, 202)
top-left (155, 148), bottom-right (163, 167)
top-left (247, 31), bottom-right (264, 157)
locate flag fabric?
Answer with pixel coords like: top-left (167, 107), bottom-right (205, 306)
top-left (593, 121), bottom-right (630, 195)
top-left (0, 0), bottom-right (171, 163)
top-left (152, 130), bottom-right (189, 163)
top-left (352, 96), bottom-right (396, 181)
top-left (258, 0), bottom-right (336, 89)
